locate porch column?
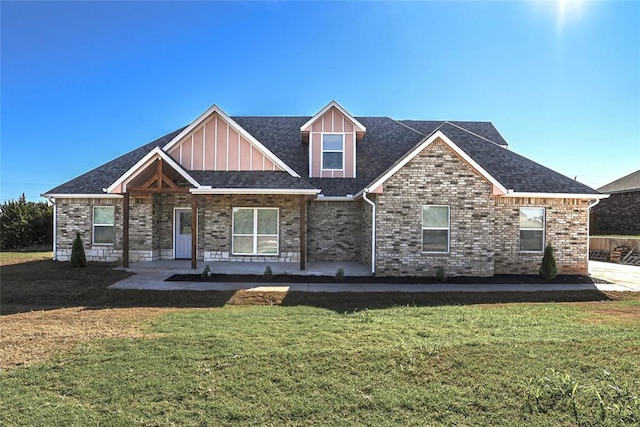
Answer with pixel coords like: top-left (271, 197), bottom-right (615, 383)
top-left (191, 194), bottom-right (197, 269)
top-left (122, 192), bottom-right (130, 268)
top-left (299, 195), bottom-right (307, 270)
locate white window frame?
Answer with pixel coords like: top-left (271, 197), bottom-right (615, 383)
top-left (92, 206), bottom-right (115, 245)
top-left (519, 207), bottom-right (545, 253)
top-left (321, 133), bottom-right (345, 171)
top-left (421, 205), bottom-right (450, 253)
top-left (232, 207), bottom-right (279, 256)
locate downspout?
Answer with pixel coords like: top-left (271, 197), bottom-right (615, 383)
top-left (362, 190), bottom-right (376, 275)
top-left (47, 197), bottom-right (57, 260)
top-left (586, 198), bottom-right (602, 268)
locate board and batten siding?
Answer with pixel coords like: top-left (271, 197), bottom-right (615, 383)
top-left (306, 106), bottom-right (356, 179)
top-left (167, 112), bottom-right (282, 172)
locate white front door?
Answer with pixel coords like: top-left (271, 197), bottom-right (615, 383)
top-left (175, 208), bottom-right (192, 259)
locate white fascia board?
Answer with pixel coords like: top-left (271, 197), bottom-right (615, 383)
top-left (190, 188), bottom-right (320, 195)
top-left (162, 104), bottom-right (301, 178)
top-left (364, 130), bottom-right (509, 195)
top-left (502, 192), bottom-right (610, 199)
top-left (42, 193), bottom-right (123, 199)
top-left (106, 147), bottom-right (200, 193)
top-left (300, 100), bottom-right (366, 133)
top-left (315, 195), bottom-right (355, 201)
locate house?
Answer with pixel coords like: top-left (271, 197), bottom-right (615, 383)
top-left (591, 170), bottom-right (640, 236)
top-left (43, 101), bottom-right (605, 277)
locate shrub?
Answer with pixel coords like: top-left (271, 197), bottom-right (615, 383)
top-left (335, 267), bottom-right (345, 282)
top-left (435, 266), bottom-right (447, 283)
top-left (539, 244), bottom-right (558, 280)
top-left (201, 265), bottom-right (212, 280)
top-left (263, 265), bottom-right (273, 281)
top-left (70, 232), bottom-right (87, 267)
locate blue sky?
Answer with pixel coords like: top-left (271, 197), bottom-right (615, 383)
top-left (1, 0), bottom-right (638, 202)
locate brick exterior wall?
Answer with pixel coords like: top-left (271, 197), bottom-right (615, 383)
top-left (591, 191), bottom-right (640, 235)
top-left (494, 198), bottom-right (589, 275)
top-left (199, 194), bottom-right (301, 262)
top-left (374, 139), bottom-right (496, 277)
top-left (307, 200), bottom-right (363, 262)
top-left (54, 194), bottom-right (301, 263)
top-left (53, 141), bottom-right (591, 276)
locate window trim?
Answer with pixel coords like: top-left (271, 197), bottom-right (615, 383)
top-left (519, 207), bottom-right (545, 253)
top-left (321, 132), bottom-right (345, 171)
top-left (231, 207), bottom-right (280, 256)
top-left (92, 206), bottom-right (115, 245)
top-left (421, 205), bottom-right (450, 254)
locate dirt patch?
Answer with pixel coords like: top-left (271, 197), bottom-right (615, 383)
top-left (0, 307), bottom-right (176, 370)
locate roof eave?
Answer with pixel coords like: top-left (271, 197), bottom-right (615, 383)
top-left (501, 192), bottom-right (609, 199)
top-left (190, 188), bottom-right (320, 195)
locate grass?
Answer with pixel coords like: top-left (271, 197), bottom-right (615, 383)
top-left (2, 299), bottom-right (639, 426)
top-left (0, 250), bottom-right (52, 266)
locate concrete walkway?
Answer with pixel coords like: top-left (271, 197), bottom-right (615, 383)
top-left (109, 260), bottom-right (639, 293)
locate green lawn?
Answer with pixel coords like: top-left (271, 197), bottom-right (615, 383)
top-left (0, 251), bottom-right (52, 266)
top-left (2, 301), bottom-right (639, 426)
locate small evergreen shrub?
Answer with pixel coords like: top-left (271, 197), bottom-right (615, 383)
top-left (201, 265), bottom-right (212, 280)
top-left (70, 232), bottom-right (87, 267)
top-left (263, 265), bottom-right (273, 281)
top-left (539, 244), bottom-right (558, 280)
top-left (335, 267), bottom-right (345, 282)
top-left (435, 266), bottom-right (447, 283)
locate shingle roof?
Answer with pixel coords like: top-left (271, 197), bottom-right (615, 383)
top-left (435, 123), bottom-right (599, 194)
top-left (45, 113), bottom-right (599, 198)
top-left (188, 171), bottom-right (317, 190)
top-left (598, 170), bottom-right (640, 193)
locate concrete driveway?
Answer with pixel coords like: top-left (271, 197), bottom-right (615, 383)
top-left (589, 260), bottom-right (640, 290)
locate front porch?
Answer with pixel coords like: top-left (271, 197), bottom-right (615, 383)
top-left (118, 259), bottom-right (373, 277)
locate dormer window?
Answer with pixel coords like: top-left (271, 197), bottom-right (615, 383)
top-left (322, 133), bottom-right (344, 170)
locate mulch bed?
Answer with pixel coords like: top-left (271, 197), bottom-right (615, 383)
top-left (167, 273), bottom-right (607, 285)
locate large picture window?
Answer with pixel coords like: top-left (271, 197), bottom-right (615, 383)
top-left (232, 208), bottom-right (279, 255)
top-left (519, 207), bottom-right (545, 252)
top-left (321, 133), bottom-right (344, 170)
top-left (93, 206), bottom-right (115, 245)
top-left (422, 205), bottom-right (450, 253)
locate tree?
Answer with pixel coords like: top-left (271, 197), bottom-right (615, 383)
top-left (70, 232), bottom-right (87, 267)
top-left (539, 244), bottom-right (558, 280)
top-left (0, 194), bottom-right (53, 250)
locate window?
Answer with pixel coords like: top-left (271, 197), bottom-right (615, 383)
top-left (93, 206), bottom-right (115, 245)
top-left (322, 133), bottom-right (344, 170)
top-left (519, 207), bottom-right (545, 252)
top-left (422, 205), bottom-right (449, 253)
top-left (232, 208), bottom-right (279, 255)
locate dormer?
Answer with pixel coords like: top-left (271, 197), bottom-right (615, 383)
top-left (300, 101), bottom-right (366, 178)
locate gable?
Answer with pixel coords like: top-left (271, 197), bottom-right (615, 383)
top-left (301, 101), bottom-right (366, 179)
top-left (166, 111), bottom-right (283, 173)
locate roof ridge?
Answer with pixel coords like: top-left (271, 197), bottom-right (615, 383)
top-left (443, 121), bottom-right (506, 148)
top-left (389, 117), bottom-right (428, 136)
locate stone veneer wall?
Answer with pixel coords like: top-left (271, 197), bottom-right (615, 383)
top-left (591, 191), bottom-right (640, 236)
top-left (199, 194), bottom-right (300, 263)
top-left (374, 139), bottom-right (495, 277)
top-left (494, 197), bottom-right (589, 275)
top-left (307, 200), bottom-right (363, 262)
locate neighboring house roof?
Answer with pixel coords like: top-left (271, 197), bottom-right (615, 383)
top-left (597, 170), bottom-right (640, 194)
top-left (44, 108), bottom-right (601, 198)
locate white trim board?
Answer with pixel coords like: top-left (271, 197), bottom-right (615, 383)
top-left (105, 147), bottom-right (200, 194)
top-left (300, 100), bottom-right (366, 133)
